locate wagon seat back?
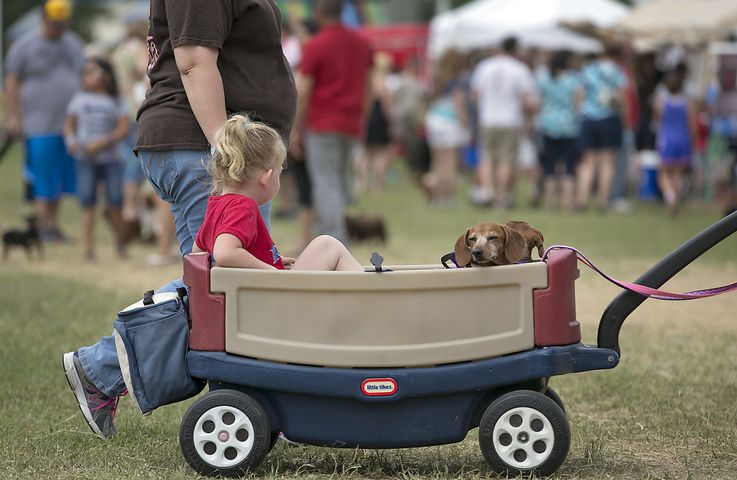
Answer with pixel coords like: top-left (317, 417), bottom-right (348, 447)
top-left (183, 252), bottom-right (226, 351)
top-left (533, 248), bottom-right (581, 346)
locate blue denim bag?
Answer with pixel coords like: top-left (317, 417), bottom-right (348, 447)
top-left (112, 289), bottom-right (205, 415)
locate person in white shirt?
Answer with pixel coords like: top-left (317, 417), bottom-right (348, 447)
top-left (471, 37), bottom-right (538, 208)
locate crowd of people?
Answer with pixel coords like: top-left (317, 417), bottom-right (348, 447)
top-left (5, 0), bottom-right (737, 270)
top-left (417, 38), bottom-right (734, 215)
top-left (3, 0), bottom-right (176, 263)
top-left (277, 32), bottom-right (733, 218)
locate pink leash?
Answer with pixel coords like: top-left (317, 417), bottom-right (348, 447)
top-left (543, 245), bottom-right (737, 301)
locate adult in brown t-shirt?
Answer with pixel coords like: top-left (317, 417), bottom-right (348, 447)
top-left (136, 0), bottom-right (296, 255)
top-left (61, 0), bottom-right (296, 442)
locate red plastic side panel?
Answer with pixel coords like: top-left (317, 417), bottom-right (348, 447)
top-left (183, 253), bottom-right (225, 351)
top-left (533, 249), bottom-right (581, 346)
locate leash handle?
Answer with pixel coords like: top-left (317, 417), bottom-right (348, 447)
top-left (543, 245), bottom-right (737, 301)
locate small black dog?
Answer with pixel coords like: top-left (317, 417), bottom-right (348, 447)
top-left (3, 215), bottom-right (42, 260)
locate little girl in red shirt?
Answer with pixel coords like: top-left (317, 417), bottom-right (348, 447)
top-left (193, 114), bottom-right (362, 272)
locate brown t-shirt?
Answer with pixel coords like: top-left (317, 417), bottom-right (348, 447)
top-left (136, 0), bottom-right (296, 151)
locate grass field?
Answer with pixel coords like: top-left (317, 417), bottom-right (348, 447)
top-left (1, 145), bottom-right (737, 479)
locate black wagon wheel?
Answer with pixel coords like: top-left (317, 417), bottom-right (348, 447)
top-left (179, 389), bottom-right (271, 477)
top-left (544, 386), bottom-right (566, 413)
top-left (479, 390), bottom-right (570, 477)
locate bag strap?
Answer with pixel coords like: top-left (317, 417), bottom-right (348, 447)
top-left (142, 290), bottom-right (155, 306)
top-left (142, 288), bottom-right (187, 306)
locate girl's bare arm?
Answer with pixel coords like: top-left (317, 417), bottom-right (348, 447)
top-left (212, 233), bottom-right (277, 270)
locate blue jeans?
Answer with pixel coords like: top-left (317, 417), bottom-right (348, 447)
top-left (76, 161), bottom-right (123, 208)
top-left (78, 149), bottom-right (271, 397)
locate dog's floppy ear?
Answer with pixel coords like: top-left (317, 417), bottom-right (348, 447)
top-left (501, 224), bottom-right (526, 263)
top-left (534, 231), bottom-right (545, 258)
top-left (454, 229), bottom-right (472, 267)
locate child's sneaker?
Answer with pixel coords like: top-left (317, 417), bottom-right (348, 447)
top-left (62, 352), bottom-right (119, 439)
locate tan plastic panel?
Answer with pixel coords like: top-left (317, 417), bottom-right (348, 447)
top-left (211, 263), bottom-right (548, 368)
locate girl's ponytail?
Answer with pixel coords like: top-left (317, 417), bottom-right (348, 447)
top-left (208, 114), bottom-right (286, 194)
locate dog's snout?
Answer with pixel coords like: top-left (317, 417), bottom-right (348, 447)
top-left (472, 249), bottom-right (483, 257)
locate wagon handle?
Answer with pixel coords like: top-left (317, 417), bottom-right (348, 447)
top-left (597, 210), bottom-right (737, 356)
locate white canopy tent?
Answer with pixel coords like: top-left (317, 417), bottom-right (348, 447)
top-left (615, 0), bottom-right (737, 47)
top-left (429, 0), bottom-right (629, 58)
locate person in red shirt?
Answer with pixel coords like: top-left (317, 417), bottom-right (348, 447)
top-left (193, 114), bottom-right (363, 272)
top-left (289, 0), bottom-right (373, 246)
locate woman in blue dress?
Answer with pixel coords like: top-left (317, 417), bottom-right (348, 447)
top-left (655, 65), bottom-right (696, 215)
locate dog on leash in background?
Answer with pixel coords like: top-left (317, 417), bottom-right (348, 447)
top-left (345, 213), bottom-right (387, 244)
top-left (3, 215), bottom-right (43, 260)
top-left (454, 220), bottom-right (544, 267)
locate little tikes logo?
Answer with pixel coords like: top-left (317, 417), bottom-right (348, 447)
top-left (361, 378), bottom-right (397, 396)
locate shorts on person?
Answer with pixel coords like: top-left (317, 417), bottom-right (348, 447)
top-left (76, 161), bottom-right (123, 208)
top-left (579, 116), bottom-right (622, 151)
top-left (481, 127), bottom-right (522, 164)
top-left (425, 97), bottom-right (469, 149)
top-left (26, 135), bottom-right (76, 200)
top-left (540, 135), bottom-right (579, 177)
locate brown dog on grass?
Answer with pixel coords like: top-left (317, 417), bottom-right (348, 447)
top-left (454, 221), bottom-right (544, 267)
top-left (345, 213), bottom-right (387, 244)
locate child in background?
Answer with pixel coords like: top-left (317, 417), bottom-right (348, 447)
top-left (654, 65), bottom-right (696, 215)
top-left (192, 114), bottom-right (363, 272)
top-left (64, 58), bottom-right (130, 260)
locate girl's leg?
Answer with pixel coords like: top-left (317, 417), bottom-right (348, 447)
top-left (103, 162), bottom-right (127, 258)
top-left (429, 147), bottom-right (457, 204)
top-left (576, 150), bottom-right (596, 209)
top-left (543, 175), bottom-right (558, 209)
top-left (658, 166), bottom-right (676, 208)
top-left (81, 207), bottom-right (95, 260)
top-left (76, 162), bottom-right (97, 259)
top-left (291, 235), bottom-right (363, 271)
top-left (561, 175), bottom-right (576, 211)
top-left (658, 166), bottom-right (678, 213)
top-left (433, 148), bottom-right (453, 203)
top-left (370, 145), bottom-right (393, 191)
top-left (596, 149), bottom-right (615, 209)
top-left (672, 166), bottom-right (686, 202)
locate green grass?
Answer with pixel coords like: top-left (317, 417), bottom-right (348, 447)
top-left (1, 147), bottom-right (737, 479)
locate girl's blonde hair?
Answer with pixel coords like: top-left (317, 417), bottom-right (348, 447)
top-left (208, 114), bottom-right (286, 194)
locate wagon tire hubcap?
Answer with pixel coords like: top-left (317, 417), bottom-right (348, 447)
top-left (493, 406), bottom-right (554, 469)
top-left (193, 405), bottom-right (255, 468)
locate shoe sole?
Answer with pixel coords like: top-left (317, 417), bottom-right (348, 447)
top-left (62, 352), bottom-right (107, 440)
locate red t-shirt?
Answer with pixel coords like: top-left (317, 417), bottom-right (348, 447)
top-left (299, 24), bottom-right (373, 137)
top-left (194, 194), bottom-right (284, 270)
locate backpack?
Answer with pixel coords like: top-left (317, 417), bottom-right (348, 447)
top-left (112, 288), bottom-right (205, 415)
